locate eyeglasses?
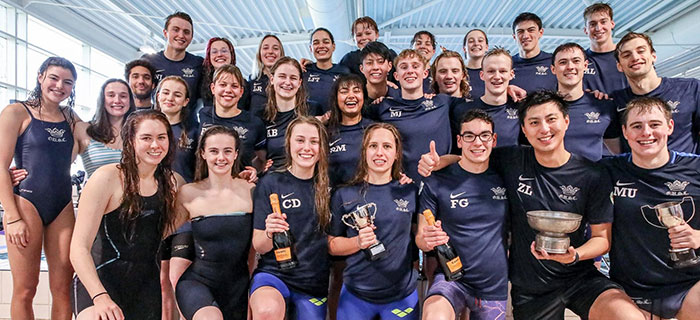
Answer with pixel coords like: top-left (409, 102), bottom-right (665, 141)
top-left (210, 49), bottom-right (230, 55)
top-left (459, 131), bottom-right (493, 143)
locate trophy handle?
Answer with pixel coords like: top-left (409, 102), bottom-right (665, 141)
top-left (341, 213), bottom-right (358, 231)
top-left (680, 196), bottom-right (696, 224)
top-left (640, 204), bottom-right (666, 229)
top-left (366, 202), bottom-right (377, 220)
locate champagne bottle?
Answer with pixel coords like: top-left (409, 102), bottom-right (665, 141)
top-left (270, 193), bottom-right (298, 270)
top-left (423, 209), bottom-right (463, 281)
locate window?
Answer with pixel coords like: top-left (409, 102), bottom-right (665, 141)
top-left (28, 17), bottom-right (83, 63)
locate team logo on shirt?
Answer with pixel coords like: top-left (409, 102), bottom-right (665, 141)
top-left (329, 138), bottom-right (346, 153)
top-left (394, 198), bottom-right (410, 212)
top-left (666, 100), bottom-right (680, 114)
top-left (422, 100), bottom-right (436, 111)
top-left (535, 66), bottom-right (549, 76)
top-left (584, 67), bottom-right (596, 75)
top-left (141, 209), bottom-right (156, 217)
top-left (45, 127), bottom-right (67, 143)
top-left (506, 108), bottom-right (518, 120)
top-left (491, 187), bottom-right (507, 200)
top-left (180, 137), bottom-right (195, 150)
top-left (233, 126), bottom-right (249, 139)
top-left (333, 75), bottom-right (340, 81)
top-left (558, 185), bottom-right (580, 201)
top-left (665, 180), bottom-right (690, 196)
top-left (614, 180), bottom-right (638, 198)
top-left (182, 67), bottom-right (195, 78)
top-left (308, 74), bottom-right (321, 83)
top-left (389, 107), bottom-right (402, 118)
top-left (281, 192), bottom-right (301, 209)
top-left (449, 192), bottom-right (469, 208)
top-left (585, 112), bottom-right (601, 124)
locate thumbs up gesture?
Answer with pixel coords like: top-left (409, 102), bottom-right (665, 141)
top-left (418, 141), bottom-right (440, 177)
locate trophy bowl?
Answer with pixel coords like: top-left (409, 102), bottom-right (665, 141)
top-left (527, 210), bottom-right (583, 254)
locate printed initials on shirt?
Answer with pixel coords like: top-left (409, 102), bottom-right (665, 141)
top-left (517, 182), bottom-right (533, 196)
top-left (267, 128), bottom-right (278, 137)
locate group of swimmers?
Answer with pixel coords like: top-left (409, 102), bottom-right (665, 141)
top-left (0, 2), bottom-right (699, 320)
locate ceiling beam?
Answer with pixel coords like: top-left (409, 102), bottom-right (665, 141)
top-left (614, 0), bottom-right (671, 35)
top-left (378, 0), bottom-right (446, 29)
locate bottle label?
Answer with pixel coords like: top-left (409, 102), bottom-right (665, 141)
top-left (446, 256), bottom-right (463, 272)
top-left (275, 247), bottom-right (292, 261)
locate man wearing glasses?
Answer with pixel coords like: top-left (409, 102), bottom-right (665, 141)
top-left (419, 91), bottom-right (645, 319)
top-left (417, 109), bottom-right (509, 319)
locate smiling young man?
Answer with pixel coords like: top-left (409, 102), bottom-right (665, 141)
top-left (463, 29), bottom-right (489, 98)
top-left (510, 12), bottom-right (558, 93)
top-left (551, 43), bottom-right (620, 161)
top-left (418, 109), bottom-right (509, 320)
top-left (368, 49), bottom-right (454, 180)
top-left (612, 32), bottom-right (700, 154)
top-left (411, 30), bottom-right (437, 93)
top-left (142, 11), bottom-right (203, 118)
top-left (124, 59), bottom-right (157, 109)
top-left (602, 97), bottom-right (700, 320)
top-left (451, 48), bottom-right (520, 148)
top-left (418, 90), bottom-right (646, 320)
top-left (340, 16), bottom-right (397, 81)
top-left (582, 3), bottom-right (627, 94)
top-left (359, 41), bottom-right (400, 101)
top-left (303, 27), bottom-right (351, 108)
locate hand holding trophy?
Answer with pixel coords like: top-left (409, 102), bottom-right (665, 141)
top-left (342, 203), bottom-right (387, 261)
top-left (641, 197), bottom-right (700, 268)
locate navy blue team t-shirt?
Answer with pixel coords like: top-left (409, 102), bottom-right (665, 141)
top-left (171, 122), bottom-right (200, 183)
top-left (198, 107), bottom-right (266, 167)
top-left (330, 180), bottom-right (418, 303)
top-left (583, 49), bottom-right (627, 94)
top-left (511, 51), bottom-right (557, 93)
top-left (564, 92), bottom-right (619, 161)
top-left (451, 97), bottom-right (520, 147)
top-left (253, 170), bottom-right (330, 297)
top-left (419, 163), bottom-right (509, 300)
top-left (490, 146), bottom-right (613, 294)
top-left (603, 152), bottom-right (700, 299)
top-left (246, 74), bottom-right (270, 119)
top-left (368, 94), bottom-right (454, 180)
top-left (141, 51), bottom-right (203, 116)
top-left (264, 103), bottom-right (324, 172)
top-left (328, 118), bottom-right (373, 187)
top-left (303, 63), bottom-right (350, 109)
top-left (467, 67), bottom-right (485, 99)
top-left (613, 77), bottom-right (700, 154)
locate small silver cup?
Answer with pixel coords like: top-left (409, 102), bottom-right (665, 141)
top-left (641, 197), bottom-right (699, 268)
top-left (342, 203), bottom-right (386, 260)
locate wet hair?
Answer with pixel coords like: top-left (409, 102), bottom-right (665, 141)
top-left (584, 2), bottom-right (614, 22)
top-left (551, 43), bottom-right (587, 65)
top-left (430, 50), bottom-right (470, 97)
top-left (164, 11), bottom-right (193, 31)
top-left (614, 32), bottom-right (655, 62)
top-left (327, 73), bottom-right (366, 136)
top-left (202, 37), bottom-right (237, 102)
top-left (348, 123), bottom-right (404, 185)
top-left (283, 116), bottom-right (331, 231)
top-left (26, 56), bottom-right (78, 117)
top-left (460, 108), bottom-right (495, 132)
top-left (411, 30), bottom-right (437, 49)
top-left (194, 125), bottom-right (242, 181)
top-left (310, 27), bottom-right (335, 44)
top-left (463, 28), bottom-right (489, 47)
top-left (360, 41), bottom-right (393, 63)
top-left (512, 12), bottom-right (543, 33)
top-left (124, 59), bottom-right (157, 91)
top-left (119, 109), bottom-right (177, 237)
top-left (621, 96), bottom-right (673, 126)
top-left (154, 76), bottom-right (192, 149)
top-left (255, 34), bottom-right (285, 80)
top-left (482, 47), bottom-right (513, 69)
top-left (394, 49), bottom-right (429, 69)
top-left (87, 79), bottom-right (136, 144)
top-left (517, 90), bottom-right (569, 126)
top-left (352, 16), bottom-right (379, 35)
top-left (264, 57), bottom-right (309, 122)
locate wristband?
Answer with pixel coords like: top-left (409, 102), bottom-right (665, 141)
top-left (6, 218), bottom-right (22, 225)
top-left (564, 251), bottom-right (580, 266)
top-left (91, 291), bottom-right (108, 301)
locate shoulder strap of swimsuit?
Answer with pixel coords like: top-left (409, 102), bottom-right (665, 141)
top-left (19, 101), bottom-right (36, 120)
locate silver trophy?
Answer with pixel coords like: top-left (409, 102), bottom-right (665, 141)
top-left (342, 203), bottom-right (386, 260)
top-left (526, 210), bottom-right (583, 254)
top-left (641, 197), bottom-right (699, 268)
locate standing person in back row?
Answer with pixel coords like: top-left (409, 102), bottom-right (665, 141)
top-left (510, 12), bottom-right (557, 93)
top-left (125, 59), bottom-right (157, 110)
top-left (340, 16), bottom-right (397, 82)
top-left (582, 2), bottom-right (627, 94)
top-left (612, 32), bottom-right (700, 154)
top-left (411, 30), bottom-right (438, 93)
top-left (303, 28), bottom-right (351, 109)
top-left (142, 11), bottom-right (203, 123)
top-left (463, 29), bottom-right (489, 98)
